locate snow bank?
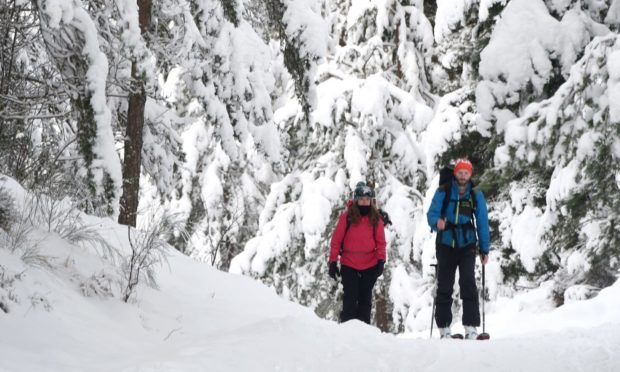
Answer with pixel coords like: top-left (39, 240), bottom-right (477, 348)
top-left (2, 210), bottom-right (620, 371)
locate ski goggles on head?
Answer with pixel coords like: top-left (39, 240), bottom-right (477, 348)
top-left (354, 185), bottom-right (375, 199)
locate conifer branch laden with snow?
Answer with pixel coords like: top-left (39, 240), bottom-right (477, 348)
top-left (36, 0), bottom-right (122, 215)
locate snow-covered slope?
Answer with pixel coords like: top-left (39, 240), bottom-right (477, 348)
top-left (1, 200), bottom-right (619, 372)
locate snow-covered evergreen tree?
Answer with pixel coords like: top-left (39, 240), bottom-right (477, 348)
top-left (495, 33), bottom-right (620, 303)
top-left (36, 0), bottom-right (123, 215)
top-left (147, 0), bottom-right (284, 270)
top-left (231, 0), bottom-right (437, 332)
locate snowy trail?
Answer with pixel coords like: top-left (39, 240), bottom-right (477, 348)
top-left (2, 246), bottom-right (620, 372)
top-left (97, 318), bottom-right (620, 372)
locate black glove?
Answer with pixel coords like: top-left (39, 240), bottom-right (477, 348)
top-left (328, 262), bottom-right (340, 281)
top-left (479, 252), bottom-right (489, 265)
top-left (376, 260), bottom-right (385, 277)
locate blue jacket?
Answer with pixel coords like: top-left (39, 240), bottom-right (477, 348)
top-left (427, 180), bottom-right (490, 254)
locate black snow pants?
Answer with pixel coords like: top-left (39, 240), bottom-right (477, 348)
top-left (340, 264), bottom-right (379, 324)
top-left (435, 244), bottom-right (480, 328)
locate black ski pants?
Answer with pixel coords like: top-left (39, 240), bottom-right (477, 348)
top-left (340, 264), bottom-right (379, 324)
top-left (435, 244), bottom-right (480, 328)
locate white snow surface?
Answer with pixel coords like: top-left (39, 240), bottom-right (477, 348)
top-left (2, 253), bottom-right (620, 372)
top-left (1, 181), bottom-right (620, 372)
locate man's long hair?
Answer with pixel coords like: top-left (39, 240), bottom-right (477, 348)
top-left (347, 200), bottom-right (380, 226)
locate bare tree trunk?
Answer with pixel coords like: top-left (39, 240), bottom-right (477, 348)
top-left (118, 69), bottom-right (145, 226)
top-left (374, 280), bottom-right (392, 332)
top-left (118, 0), bottom-right (152, 227)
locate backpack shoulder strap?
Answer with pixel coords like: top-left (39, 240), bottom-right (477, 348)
top-left (469, 186), bottom-right (479, 237)
top-left (470, 185), bottom-right (479, 214)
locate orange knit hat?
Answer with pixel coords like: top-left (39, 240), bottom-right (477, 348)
top-left (454, 159), bottom-right (473, 175)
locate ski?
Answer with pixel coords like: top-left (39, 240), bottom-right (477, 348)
top-left (445, 333), bottom-right (490, 340)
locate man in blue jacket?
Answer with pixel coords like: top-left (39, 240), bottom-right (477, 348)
top-left (427, 159), bottom-right (490, 339)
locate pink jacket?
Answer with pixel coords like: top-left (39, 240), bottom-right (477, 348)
top-left (329, 210), bottom-right (386, 270)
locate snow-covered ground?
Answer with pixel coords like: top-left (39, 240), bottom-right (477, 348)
top-left (1, 201), bottom-right (619, 372)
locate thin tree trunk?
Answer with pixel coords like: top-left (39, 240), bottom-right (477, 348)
top-left (374, 282), bottom-right (392, 332)
top-left (118, 0), bottom-right (152, 227)
top-left (118, 67), bottom-right (145, 226)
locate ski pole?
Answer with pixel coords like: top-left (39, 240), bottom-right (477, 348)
top-left (430, 263), bottom-right (438, 339)
top-left (478, 262), bottom-right (490, 340)
top-left (482, 264), bottom-right (485, 334)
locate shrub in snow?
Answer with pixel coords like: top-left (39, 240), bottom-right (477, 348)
top-left (28, 293), bottom-right (52, 312)
top-left (0, 187), bottom-right (119, 271)
top-left (0, 265), bottom-right (22, 314)
top-left (0, 198), bottom-right (56, 269)
top-left (80, 272), bottom-right (114, 299)
top-left (0, 185), bottom-right (16, 232)
top-left (1, 210), bottom-right (37, 256)
top-left (121, 212), bottom-right (183, 302)
top-left (25, 194), bottom-right (118, 261)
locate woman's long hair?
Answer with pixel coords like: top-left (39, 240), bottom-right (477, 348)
top-left (347, 200), bottom-right (380, 226)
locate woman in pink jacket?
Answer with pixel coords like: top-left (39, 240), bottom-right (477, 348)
top-left (328, 182), bottom-right (387, 324)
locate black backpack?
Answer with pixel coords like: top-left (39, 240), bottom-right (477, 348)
top-left (438, 165), bottom-right (455, 190)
